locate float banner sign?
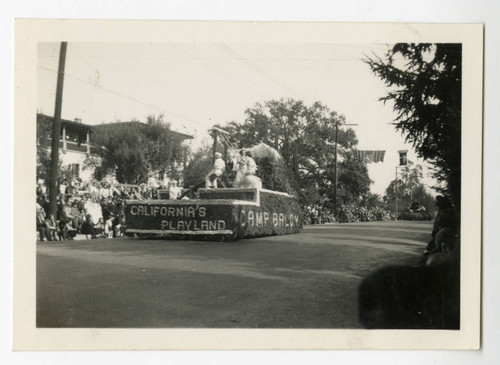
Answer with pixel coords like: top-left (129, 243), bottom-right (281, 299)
top-left (124, 191), bottom-right (302, 240)
top-left (237, 191), bottom-right (302, 238)
top-left (125, 202), bottom-right (234, 233)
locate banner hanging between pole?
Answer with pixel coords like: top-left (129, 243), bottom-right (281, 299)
top-left (355, 150), bottom-right (385, 163)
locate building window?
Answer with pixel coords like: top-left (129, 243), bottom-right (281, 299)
top-left (69, 164), bottom-right (80, 178)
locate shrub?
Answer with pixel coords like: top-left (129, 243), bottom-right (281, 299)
top-left (336, 205), bottom-right (391, 223)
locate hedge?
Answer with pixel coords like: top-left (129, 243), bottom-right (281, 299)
top-left (335, 205), bottom-right (391, 223)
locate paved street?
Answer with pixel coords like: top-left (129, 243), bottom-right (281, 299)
top-left (37, 221), bottom-right (432, 328)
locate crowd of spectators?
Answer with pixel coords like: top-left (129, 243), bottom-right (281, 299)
top-left (303, 203), bottom-right (335, 225)
top-left (35, 178), bottom-right (179, 241)
top-left (36, 177), bottom-right (437, 240)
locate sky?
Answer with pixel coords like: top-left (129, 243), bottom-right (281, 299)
top-left (37, 42), bottom-right (439, 196)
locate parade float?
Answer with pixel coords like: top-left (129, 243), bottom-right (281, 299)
top-left (124, 128), bottom-right (303, 241)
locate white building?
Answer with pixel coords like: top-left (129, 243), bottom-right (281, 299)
top-left (37, 113), bottom-right (94, 182)
top-left (37, 114), bottom-right (193, 186)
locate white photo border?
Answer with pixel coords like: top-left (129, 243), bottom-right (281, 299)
top-left (13, 20), bottom-right (483, 350)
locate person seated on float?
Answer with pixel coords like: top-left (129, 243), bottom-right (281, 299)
top-left (245, 150), bottom-right (257, 175)
top-left (205, 152), bottom-right (226, 189)
top-left (233, 150), bottom-right (262, 188)
top-left (168, 180), bottom-right (182, 199)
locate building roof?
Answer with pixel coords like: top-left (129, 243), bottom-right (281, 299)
top-left (38, 114), bottom-right (194, 140)
top-left (37, 113), bottom-right (91, 133)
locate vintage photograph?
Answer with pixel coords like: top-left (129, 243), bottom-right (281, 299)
top-left (14, 21), bottom-right (483, 350)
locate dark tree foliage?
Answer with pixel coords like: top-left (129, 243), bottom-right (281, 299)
top-left (365, 43), bottom-right (462, 209)
top-left (411, 185), bottom-right (437, 217)
top-left (222, 98), bottom-right (369, 207)
top-left (336, 154), bottom-right (372, 206)
top-left (87, 115), bottom-right (184, 184)
top-left (182, 144), bottom-right (213, 188)
top-left (360, 192), bottom-right (384, 210)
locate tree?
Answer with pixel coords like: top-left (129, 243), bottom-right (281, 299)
top-left (383, 162), bottom-right (437, 217)
top-left (365, 43), bottom-right (462, 209)
top-left (222, 98), bottom-right (370, 207)
top-left (360, 192), bottom-right (384, 209)
top-left (399, 161), bottom-right (424, 201)
top-left (182, 144), bottom-right (213, 188)
top-left (87, 115), bottom-right (185, 184)
top-left (411, 184), bottom-right (437, 217)
top-left (336, 154), bottom-right (372, 206)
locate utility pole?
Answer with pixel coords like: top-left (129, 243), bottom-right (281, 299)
top-left (395, 166), bottom-right (398, 221)
top-left (48, 42), bottom-right (67, 217)
top-left (395, 150), bottom-right (408, 221)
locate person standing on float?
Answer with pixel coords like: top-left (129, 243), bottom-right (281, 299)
top-left (205, 152), bottom-right (226, 189)
top-left (233, 150), bottom-right (248, 187)
top-left (168, 180), bottom-right (182, 200)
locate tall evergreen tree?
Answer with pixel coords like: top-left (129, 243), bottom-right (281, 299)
top-left (365, 43), bottom-right (462, 210)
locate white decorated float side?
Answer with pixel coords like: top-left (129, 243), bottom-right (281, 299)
top-left (124, 188), bottom-right (302, 241)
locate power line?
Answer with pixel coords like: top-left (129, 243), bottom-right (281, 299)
top-left (344, 122), bottom-right (410, 147)
top-left (170, 44), bottom-right (270, 100)
top-left (215, 43), bottom-right (307, 100)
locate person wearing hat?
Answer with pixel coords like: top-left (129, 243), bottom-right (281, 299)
top-left (205, 152), bottom-right (226, 189)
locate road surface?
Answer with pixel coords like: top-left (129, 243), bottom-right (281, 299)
top-left (37, 221), bottom-right (432, 328)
